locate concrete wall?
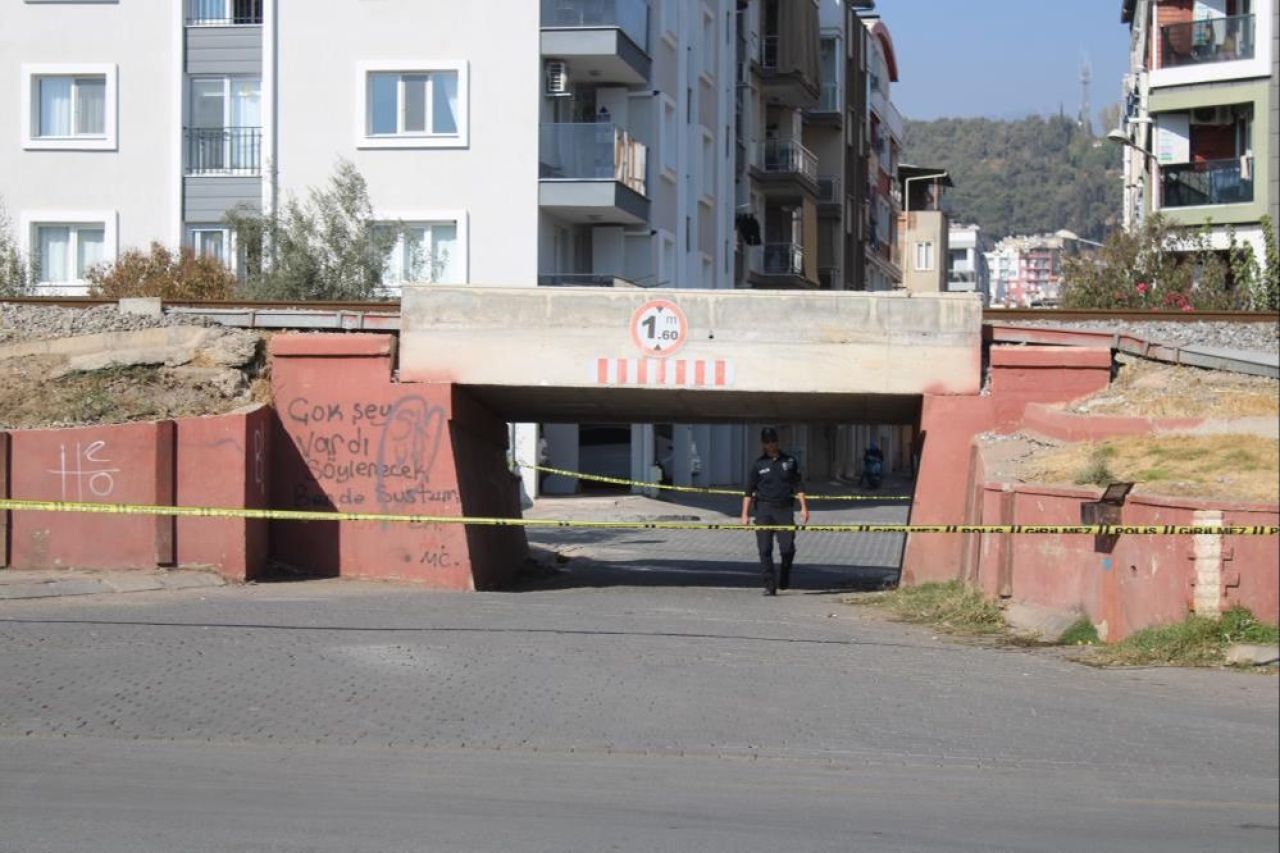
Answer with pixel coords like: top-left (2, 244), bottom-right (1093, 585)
top-left (274, 0), bottom-right (540, 287)
top-left (268, 334), bottom-right (526, 589)
top-left (976, 482), bottom-right (1279, 640)
top-left (6, 421), bottom-right (176, 571)
top-left (401, 287), bottom-right (982, 419)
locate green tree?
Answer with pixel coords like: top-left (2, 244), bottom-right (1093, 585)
top-left (1255, 215), bottom-right (1279, 311)
top-left (1061, 215), bottom-right (1253, 311)
top-left (902, 114), bottom-right (1121, 242)
top-left (226, 159), bottom-right (398, 300)
top-left (0, 197), bottom-right (37, 296)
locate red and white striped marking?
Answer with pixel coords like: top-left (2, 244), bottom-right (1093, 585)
top-left (594, 357), bottom-right (734, 387)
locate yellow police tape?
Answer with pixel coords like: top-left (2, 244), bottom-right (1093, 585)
top-left (1, 498), bottom-right (1276, 536)
top-left (517, 462), bottom-right (911, 501)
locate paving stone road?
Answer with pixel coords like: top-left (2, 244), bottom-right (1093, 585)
top-left (0, 490), bottom-right (1276, 852)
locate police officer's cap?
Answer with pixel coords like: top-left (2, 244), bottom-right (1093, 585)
top-left (760, 426), bottom-right (779, 442)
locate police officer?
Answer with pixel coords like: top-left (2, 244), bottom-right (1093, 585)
top-left (741, 427), bottom-right (810, 596)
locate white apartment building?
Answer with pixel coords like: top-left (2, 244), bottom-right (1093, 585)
top-left (946, 223), bottom-right (990, 304)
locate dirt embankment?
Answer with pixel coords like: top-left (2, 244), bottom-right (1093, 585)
top-left (987, 358), bottom-right (1280, 502)
top-left (0, 309), bottom-right (269, 430)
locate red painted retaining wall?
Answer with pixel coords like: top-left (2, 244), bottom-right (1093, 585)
top-left (1022, 403), bottom-right (1203, 442)
top-left (903, 345), bottom-right (1114, 585)
top-left (7, 421), bottom-right (176, 571)
top-left (175, 406), bottom-right (272, 580)
top-left (974, 480), bottom-right (1279, 639)
top-left (269, 333), bottom-right (526, 589)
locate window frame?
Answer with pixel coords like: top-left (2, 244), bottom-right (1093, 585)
top-left (371, 210), bottom-right (468, 291)
top-left (22, 64), bottom-right (118, 151)
top-left (186, 224), bottom-right (236, 270)
top-left (914, 241), bottom-right (935, 272)
top-left (356, 60), bottom-right (468, 149)
top-left (658, 94), bottom-right (679, 182)
top-left (20, 211), bottom-right (118, 291)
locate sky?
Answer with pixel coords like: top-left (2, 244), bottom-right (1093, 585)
top-left (878, 0), bottom-right (1132, 126)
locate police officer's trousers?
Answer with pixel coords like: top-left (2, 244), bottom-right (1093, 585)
top-left (754, 503), bottom-right (796, 592)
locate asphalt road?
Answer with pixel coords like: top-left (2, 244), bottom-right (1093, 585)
top-left (0, 494), bottom-right (1276, 852)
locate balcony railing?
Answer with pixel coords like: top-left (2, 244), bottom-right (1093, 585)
top-left (1160, 14), bottom-right (1254, 68)
top-left (816, 176), bottom-right (841, 204)
top-left (759, 139), bottom-right (818, 183)
top-left (761, 35), bottom-right (779, 70)
top-left (187, 0), bottom-right (263, 25)
top-left (540, 0), bottom-right (649, 51)
top-left (537, 273), bottom-right (644, 288)
top-left (762, 243), bottom-right (804, 276)
top-left (1161, 157), bottom-right (1254, 208)
top-left (185, 127), bottom-right (261, 175)
top-left (816, 82), bottom-right (839, 112)
top-left (539, 123), bottom-right (648, 196)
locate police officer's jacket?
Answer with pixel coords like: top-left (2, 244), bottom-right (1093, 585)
top-left (745, 453), bottom-right (802, 507)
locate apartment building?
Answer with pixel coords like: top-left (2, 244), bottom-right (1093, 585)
top-left (1119, 0), bottom-right (1278, 265)
top-left (984, 234), bottom-right (1066, 308)
top-left (947, 223), bottom-right (991, 303)
top-left (896, 164), bottom-right (950, 295)
top-left (3, 0), bottom-right (915, 494)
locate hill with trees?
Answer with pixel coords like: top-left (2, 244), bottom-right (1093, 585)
top-left (901, 114), bottom-right (1122, 243)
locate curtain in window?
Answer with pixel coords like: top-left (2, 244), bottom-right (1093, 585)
top-left (432, 224), bottom-right (459, 283)
top-left (231, 80), bottom-right (261, 127)
top-left (37, 226), bottom-right (70, 283)
top-left (403, 76), bottom-right (428, 133)
top-left (191, 0), bottom-right (225, 22)
top-left (75, 77), bottom-right (106, 135)
top-left (76, 228), bottom-right (106, 278)
top-left (433, 72), bottom-right (458, 135)
top-left (38, 77), bottom-right (72, 137)
top-left (369, 74), bottom-right (397, 135)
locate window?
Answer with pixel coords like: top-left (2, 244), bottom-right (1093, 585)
top-left (700, 129), bottom-right (715, 201)
top-left (658, 0), bottom-right (678, 45)
top-left (188, 226), bottom-right (233, 267)
top-left (188, 77), bottom-right (262, 174)
top-left (914, 241), bottom-right (935, 271)
top-left (658, 231), bottom-right (676, 285)
top-left (33, 222), bottom-right (107, 286)
top-left (356, 61), bottom-right (468, 149)
top-left (187, 0), bottom-right (263, 25)
top-left (373, 214), bottom-right (466, 289)
top-left (22, 65), bottom-right (117, 150)
top-left (700, 7), bottom-right (716, 80)
top-left (659, 96), bottom-right (678, 179)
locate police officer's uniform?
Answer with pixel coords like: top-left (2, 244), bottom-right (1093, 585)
top-left (745, 441), bottom-right (802, 595)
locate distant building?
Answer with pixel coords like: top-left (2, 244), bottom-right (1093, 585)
top-left (946, 223), bottom-right (991, 303)
top-left (1118, 0), bottom-right (1277, 267)
top-left (984, 234), bottom-right (1066, 307)
top-left (896, 165), bottom-right (951, 294)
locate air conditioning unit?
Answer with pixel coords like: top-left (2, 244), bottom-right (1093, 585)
top-left (1190, 106), bottom-right (1231, 125)
top-left (545, 60), bottom-right (570, 97)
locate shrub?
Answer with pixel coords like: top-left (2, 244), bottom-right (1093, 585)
top-left (0, 197), bottom-right (37, 296)
top-left (86, 242), bottom-right (239, 300)
top-left (1061, 214), bottom-right (1253, 311)
top-left (225, 159), bottom-right (398, 301)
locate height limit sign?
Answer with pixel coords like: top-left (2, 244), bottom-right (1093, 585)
top-left (629, 298), bottom-right (688, 358)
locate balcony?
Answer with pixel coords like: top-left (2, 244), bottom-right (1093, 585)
top-left (541, 0), bottom-right (650, 85)
top-left (185, 127), bottom-right (261, 175)
top-left (1160, 14), bottom-right (1254, 68)
top-left (752, 140), bottom-right (819, 198)
top-left (746, 243), bottom-right (817, 289)
top-left (1161, 157), bottom-right (1254, 208)
top-left (539, 123), bottom-right (650, 224)
top-left (186, 0), bottom-right (263, 25)
top-left (816, 176), bottom-right (841, 210)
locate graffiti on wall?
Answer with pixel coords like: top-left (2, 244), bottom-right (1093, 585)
top-left (47, 441), bottom-right (119, 501)
top-left (285, 395), bottom-right (458, 512)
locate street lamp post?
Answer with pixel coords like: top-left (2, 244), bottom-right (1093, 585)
top-left (1107, 127), bottom-right (1157, 229)
top-left (1055, 229), bottom-right (1104, 248)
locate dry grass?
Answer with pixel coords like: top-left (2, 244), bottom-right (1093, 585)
top-left (1017, 434), bottom-right (1279, 502)
top-left (1072, 359), bottom-right (1279, 419)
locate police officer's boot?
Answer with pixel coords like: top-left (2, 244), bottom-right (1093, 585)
top-left (779, 554), bottom-right (794, 591)
top-left (760, 558), bottom-right (777, 596)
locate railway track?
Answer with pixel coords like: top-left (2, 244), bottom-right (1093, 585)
top-left (3, 296), bottom-right (1277, 324)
